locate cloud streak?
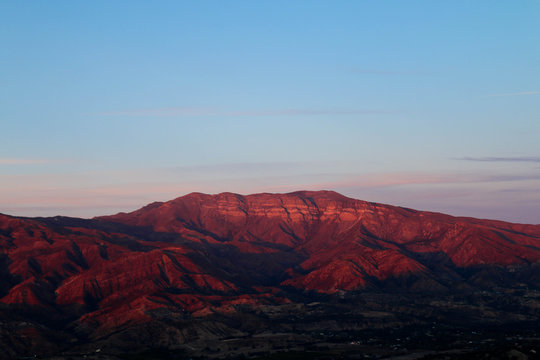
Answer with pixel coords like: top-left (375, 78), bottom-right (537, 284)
top-left (164, 161), bottom-right (339, 174)
top-left (486, 91), bottom-right (538, 97)
top-left (0, 158), bottom-right (50, 165)
top-left (97, 107), bottom-right (389, 117)
top-left (347, 68), bottom-right (433, 76)
top-left (456, 156), bottom-right (540, 163)
top-left (291, 172), bottom-right (540, 192)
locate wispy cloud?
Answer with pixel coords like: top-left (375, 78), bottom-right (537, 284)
top-left (291, 171), bottom-right (540, 192)
top-left (164, 161), bottom-right (338, 174)
top-left (486, 91), bottom-right (538, 97)
top-left (98, 107), bottom-right (215, 117)
top-left (347, 68), bottom-right (433, 76)
top-left (456, 156), bottom-right (540, 163)
top-left (0, 158), bottom-right (50, 165)
top-left (350, 69), bottom-right (402, 75)
top-left (97, 107), bottom-right (388, 117)
top-left (227, 109), bottom-right (385, 116)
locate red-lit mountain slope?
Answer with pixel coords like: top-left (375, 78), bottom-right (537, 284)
top-left (1, 191), bottom-right (539, 357)
top-left (102, 190), bottom-right (540, 292)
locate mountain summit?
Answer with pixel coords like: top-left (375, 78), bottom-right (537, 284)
top-left (1, 191), bottom-right (539, 358)
top-left (100, 190), bottom-right (540, 291)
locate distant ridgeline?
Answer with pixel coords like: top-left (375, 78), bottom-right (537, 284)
top-left (1, 191), bottom-right (539, 359)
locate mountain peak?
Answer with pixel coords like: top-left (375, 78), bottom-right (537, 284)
top-left (1, 190), bottom-right (540, 357)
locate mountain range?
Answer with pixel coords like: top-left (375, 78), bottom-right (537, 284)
top-left (1, 191), bottom-right (539, 359)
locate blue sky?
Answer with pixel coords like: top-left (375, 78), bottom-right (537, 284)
top-left (1, 1), bottom-right (539, 223)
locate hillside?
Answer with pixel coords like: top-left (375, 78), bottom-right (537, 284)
top-left (1, 191), bottom-right (539, 359)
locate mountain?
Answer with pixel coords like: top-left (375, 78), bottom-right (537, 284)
top-left (1, 191), bottom-right (539, 359)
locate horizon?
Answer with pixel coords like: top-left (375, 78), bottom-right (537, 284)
top-left (2, 1), bottom-right (539, 224)
top-left (2, 189), bottom-right (539, 226)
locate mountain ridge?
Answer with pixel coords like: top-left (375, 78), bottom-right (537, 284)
top-left (1, 190), bottom-right (539, 358)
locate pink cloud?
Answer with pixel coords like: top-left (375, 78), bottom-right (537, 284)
top-left (0, 158), bottom-right (50, 165)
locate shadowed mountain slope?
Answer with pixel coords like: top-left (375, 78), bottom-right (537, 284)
top-left (1, 191), bottom-right (539, 358)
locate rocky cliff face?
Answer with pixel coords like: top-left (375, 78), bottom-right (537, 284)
top-left (102, 190), bottom-right (540, 291)
top-left (1, 191), bottom-right (539, 358)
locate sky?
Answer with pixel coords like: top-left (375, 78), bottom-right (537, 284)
top-left (1, 1), bottom-right (539, 224)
